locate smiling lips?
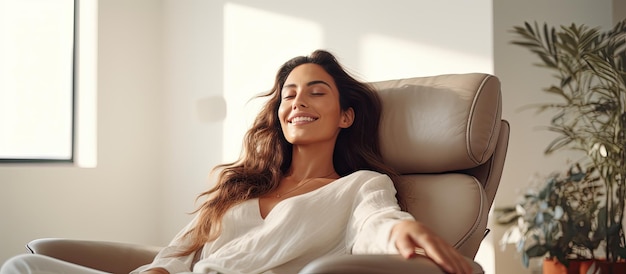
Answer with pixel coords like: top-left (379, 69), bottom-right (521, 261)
top-left (288, 115), bottom-right (318, 125)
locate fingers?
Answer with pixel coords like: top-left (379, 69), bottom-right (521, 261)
top-left (394, 233), bottom-right (417, 259)
top-left (411, 233), bottom-right (456, 273)
top-left (416, 235), bottom-right (472, 274)
top-left (392, 220), bottom-right (474, 274)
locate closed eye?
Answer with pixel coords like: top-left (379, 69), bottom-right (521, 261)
top-left (310, 87), bottom-right (328, 96)
top-left (282, 91), bottom-right (296, 100)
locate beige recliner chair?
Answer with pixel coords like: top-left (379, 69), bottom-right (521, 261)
top-left (27, 73), bottom-right (509, 274)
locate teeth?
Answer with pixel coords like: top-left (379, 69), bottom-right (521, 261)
top-left (291, 116), bottom-right (316, 123)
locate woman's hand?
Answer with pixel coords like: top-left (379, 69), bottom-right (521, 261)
top-left (391, 220), bottom-right (473, 274)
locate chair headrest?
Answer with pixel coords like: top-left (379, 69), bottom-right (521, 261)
top-left (371, 73), bottom-right (502, 174)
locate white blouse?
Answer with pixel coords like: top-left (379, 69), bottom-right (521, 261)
top-left (131, 170), bottom-right (415, 274)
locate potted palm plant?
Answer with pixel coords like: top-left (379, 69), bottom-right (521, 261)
top-left (505, 19), bottom-right (626, 272)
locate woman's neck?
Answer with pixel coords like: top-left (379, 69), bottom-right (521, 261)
top-left (287, 143), bottom-right (338, 180)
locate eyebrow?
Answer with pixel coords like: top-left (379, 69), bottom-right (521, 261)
top-left (282, 80), bottom-right (332, 90)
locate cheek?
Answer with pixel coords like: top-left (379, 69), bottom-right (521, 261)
top-left (277, 105), bottom-right (289, 124)
top-left (318, 101), bottom-right (342, 120)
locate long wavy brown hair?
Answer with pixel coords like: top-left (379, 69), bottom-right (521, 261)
top-left (176, 49), bottom-right (397, 256)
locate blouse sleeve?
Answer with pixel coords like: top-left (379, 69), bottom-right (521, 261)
top-left (130, 215), bottom-right (200, 274)
top-left (347, 172), bottom-right (415, 254)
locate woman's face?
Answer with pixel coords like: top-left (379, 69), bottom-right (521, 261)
top-left (278, 63), bottom-right (354, 146)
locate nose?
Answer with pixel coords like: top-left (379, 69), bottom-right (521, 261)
top-left (292, 93), bottom-right (308, 109)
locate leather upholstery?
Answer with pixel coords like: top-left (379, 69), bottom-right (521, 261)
top-left (26, 73), bottom-right (509, 274)
top-left (370, 73), bottom-right (506, 259)
top-left (300, 254), bottom-right (484, 274)
top-left (373, 73), bottom-right (501, 173)
top-left (26, 238), bottom-right (161, 274)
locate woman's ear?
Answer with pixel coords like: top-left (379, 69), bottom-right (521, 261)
top-left (339, 107), bottom-right (355, 128)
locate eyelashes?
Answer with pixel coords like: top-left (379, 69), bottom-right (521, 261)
top-left (281, 92), bottom-right (326, 100)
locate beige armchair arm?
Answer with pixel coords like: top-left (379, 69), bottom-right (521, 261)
top-left (26, 238), bottom-right (161, 274)
top-left (27, 239), bottom-right (483, 273)
top-left (299, 254), bottom-right (484, 274)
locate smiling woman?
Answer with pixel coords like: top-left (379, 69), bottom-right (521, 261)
top-left (0, 0), bottom-right (76, 162)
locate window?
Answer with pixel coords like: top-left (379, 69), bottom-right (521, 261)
top-left (0, 0), bottom-right (75, 162)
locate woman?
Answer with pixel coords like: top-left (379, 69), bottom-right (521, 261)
top-left (0, 50), bottom-right (471, 274)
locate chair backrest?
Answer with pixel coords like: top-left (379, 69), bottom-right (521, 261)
top-left (370, 73), bottom-right (510, 258)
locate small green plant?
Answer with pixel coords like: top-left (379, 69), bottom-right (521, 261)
top-left (499, 164), bottom-right (603, 267)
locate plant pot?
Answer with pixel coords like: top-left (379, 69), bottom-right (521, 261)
top-left (579, 260), bottom-right (626, 274)
top-left (543, 258), bottom-right (626, 274)
top-left (542, 258), bottom-right (591, 274)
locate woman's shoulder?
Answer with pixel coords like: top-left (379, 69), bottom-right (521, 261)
top-left (338, 170), bottom-right (394, 191)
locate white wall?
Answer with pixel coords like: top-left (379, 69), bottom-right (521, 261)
top-left (158, 0), bottom-right (228, 245)
top-left (494, 0), bottom-right (612, 273)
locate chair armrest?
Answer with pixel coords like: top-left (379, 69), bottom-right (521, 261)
top-left (299, 254), bottom-right (484, 274)
top-left (26, 238), bottom-right (161, 274)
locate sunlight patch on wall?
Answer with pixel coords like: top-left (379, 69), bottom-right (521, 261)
top-left (75, 0), bottom-right (98, 168)
top-left (222, 3), bottom-right (323, 163)
top-left (359, 33), bottom-right (493, 81)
